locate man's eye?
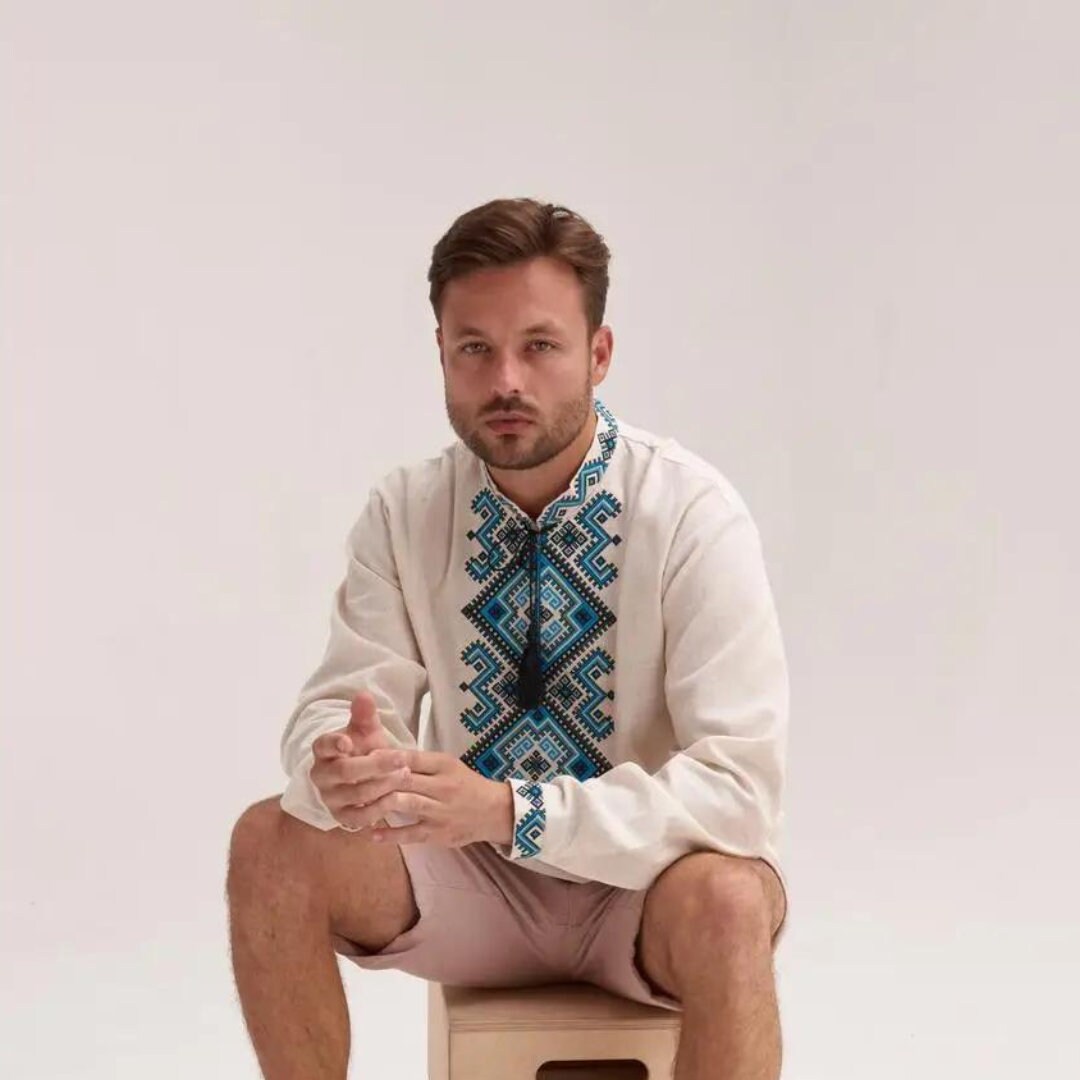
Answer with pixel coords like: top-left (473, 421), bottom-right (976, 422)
top-left (460, 341), bottom-right (555, 354)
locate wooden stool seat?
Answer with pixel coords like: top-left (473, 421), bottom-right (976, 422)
top-left (427, 980), bottom-right (682, 1079)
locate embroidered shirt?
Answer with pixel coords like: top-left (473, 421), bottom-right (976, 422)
top-left (279, 396), bottom-right (790, 904)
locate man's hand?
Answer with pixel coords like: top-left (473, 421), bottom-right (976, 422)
top-left (309, 691), bottom-right (410, 832)
top-left (343, 749), bottom-right (515, 849)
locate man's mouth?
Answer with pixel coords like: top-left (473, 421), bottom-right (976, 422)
top-left (487, 417), bottom-right (533, 432)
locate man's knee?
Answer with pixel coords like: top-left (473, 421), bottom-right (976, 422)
top-left (230, 796), bottom-right (285, 853)
top-left (229, 798), bottom-right (416, 952)
top-left (227, 796), bottom-right (312, 894)
top-left (649, 851), bottom-right (778, 944)
top-left (226, 796), bottom-right (395, 899)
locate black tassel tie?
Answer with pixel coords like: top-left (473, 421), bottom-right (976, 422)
top-left (516, 523), bottom-right (550, 710)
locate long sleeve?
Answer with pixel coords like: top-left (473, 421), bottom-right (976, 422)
top-left (491, 486), bottom-right (789, 894)
top-left (279, 486), bottom-right (429, 831)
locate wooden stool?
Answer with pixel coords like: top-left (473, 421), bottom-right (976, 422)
top-left (427, 980), bottom-right (682, 1079)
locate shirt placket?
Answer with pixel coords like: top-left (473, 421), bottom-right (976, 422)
top-left (490, 491), bottom-right (563, 712)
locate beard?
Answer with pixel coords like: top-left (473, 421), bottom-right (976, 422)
top-left (445, 374), bottom-right (593, 473)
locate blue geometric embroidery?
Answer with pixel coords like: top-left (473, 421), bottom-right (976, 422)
top-left (459, 398), bottom-right (624, 857)
top-left (512, 781), bottom-right (546, 858)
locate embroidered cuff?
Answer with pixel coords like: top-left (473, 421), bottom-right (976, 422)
top-left (506, 776), bottom-right (547, 859)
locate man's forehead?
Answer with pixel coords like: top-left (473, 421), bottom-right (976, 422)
top-left (447, 318), bottom-right (568, 339)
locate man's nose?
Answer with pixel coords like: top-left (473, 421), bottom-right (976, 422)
top-left (488, 348), bottom-right (528, 394)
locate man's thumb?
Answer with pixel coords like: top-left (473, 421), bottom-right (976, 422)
top-left (346, 691), bottom-right (382, 742)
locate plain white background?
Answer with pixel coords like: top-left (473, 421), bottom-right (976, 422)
top-left (3, 2), bottom-right (1077, 1077)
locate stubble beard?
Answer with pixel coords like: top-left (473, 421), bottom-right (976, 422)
top-left (447, 377), bottom-right (594, 473)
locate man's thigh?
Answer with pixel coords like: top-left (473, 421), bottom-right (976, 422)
top-left (318, 820), bottom-right (421, 955)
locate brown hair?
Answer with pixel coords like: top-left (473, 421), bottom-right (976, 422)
top-left (427, 197), bottom-right (611, 337)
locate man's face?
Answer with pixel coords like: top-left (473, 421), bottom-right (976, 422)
top-left (437, 255), bottom-right (609, 472)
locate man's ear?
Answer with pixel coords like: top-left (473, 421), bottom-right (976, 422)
top-left (590, 325), bottom-right (614, 381)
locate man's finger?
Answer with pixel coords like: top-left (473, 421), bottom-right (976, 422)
top-left (345, 789), bottom-right (438, 831)
top-left (312, 732), bottom-right (347, 761)
top-left (384, 768), bottom-right (435, 797)
top-left (333, 766), bottom-right (411, 810)
top-left (346, 692), bottom-right (381, 739)
top-left (395, 748), bottom-right (449, 774)
top-left (370, 823), bottom-right (431, 845)
top-left (335, 748), bottom-right (409, 785)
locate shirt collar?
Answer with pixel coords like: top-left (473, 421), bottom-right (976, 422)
top-left (473, 396), bottom-right (620, 531)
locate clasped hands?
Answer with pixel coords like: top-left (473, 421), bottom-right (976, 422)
top-left (309, 690), bottom-right (515, 849)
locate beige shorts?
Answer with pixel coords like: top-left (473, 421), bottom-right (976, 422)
top-left (332, 838), bottom-right (683, 1011)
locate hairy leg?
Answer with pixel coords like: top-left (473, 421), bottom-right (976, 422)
top-left (635, 852), bottom-right (787, 1080)
top-left (225, 797), bottom-right (417, 1080)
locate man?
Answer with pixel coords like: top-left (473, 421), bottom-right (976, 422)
top-left (227, 197), bottom-right (790, 1080)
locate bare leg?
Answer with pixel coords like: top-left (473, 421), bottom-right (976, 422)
top-left (670, 922), bottom-right (780, 1080)
top-left (226, 797), bottom-right (418, 1080)
top-left (636, 852), bottom-right (787, 1080)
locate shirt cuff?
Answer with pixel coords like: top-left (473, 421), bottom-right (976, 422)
top-left (280, 748), bottom-right (337, 830)
top-left (501, 776), bottom-right (552, 860)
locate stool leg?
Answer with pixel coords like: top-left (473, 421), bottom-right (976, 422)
top-left (427, 982), bottom-right (449, 1080)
